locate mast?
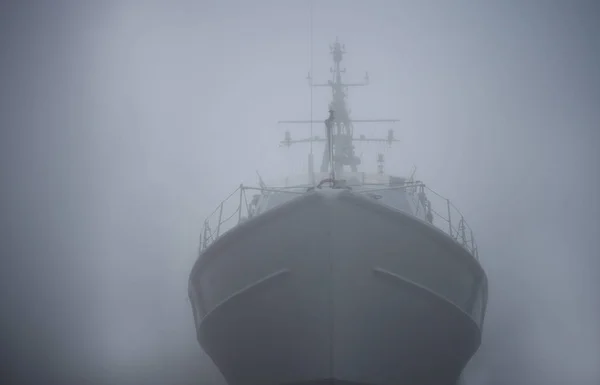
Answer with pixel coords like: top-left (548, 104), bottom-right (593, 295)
top-left (279, 38), bottom-right (400, 178)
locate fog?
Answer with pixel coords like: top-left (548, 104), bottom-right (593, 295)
top-left (0, 1), bottom-right (598, 384)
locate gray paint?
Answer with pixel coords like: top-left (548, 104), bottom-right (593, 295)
top-left (190, 189), bottom-right (486, 385)
top-left (1, 2), bottom-right (598, 385)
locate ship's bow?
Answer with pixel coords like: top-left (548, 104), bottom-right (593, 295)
top-left (189, 189), bottom-right (487, 385)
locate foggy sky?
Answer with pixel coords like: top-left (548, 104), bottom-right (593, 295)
top-left (1, 1), bottom-right (599, 384)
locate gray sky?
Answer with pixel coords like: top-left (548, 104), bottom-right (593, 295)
top-left (1, 1), bottom-right (599, 384)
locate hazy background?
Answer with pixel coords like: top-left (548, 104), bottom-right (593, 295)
top-left (1, 1), bottom-right (599, 384)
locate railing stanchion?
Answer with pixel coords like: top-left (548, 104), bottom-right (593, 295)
top-left (238, 184), bottom-right (244, 223)
top-left (460, 216), bottom-right (467, 246)
top-left (446, 199), bottom-right (453, 238)
top-left (203, 220), bottom-right (209, 250)
top-left (216, 203), bottom-right (224, 237)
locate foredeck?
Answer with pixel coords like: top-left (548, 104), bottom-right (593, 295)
top-left (198, 172), bottom-right (479, 260)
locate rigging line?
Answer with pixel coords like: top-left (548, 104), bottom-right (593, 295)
top-left (309, 0), bottom-right (313, 154)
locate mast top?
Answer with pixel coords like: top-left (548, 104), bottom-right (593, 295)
top-left (279, 39), bottom-right (400, 176)
top-left (331, 37), bottom-right (345, 64)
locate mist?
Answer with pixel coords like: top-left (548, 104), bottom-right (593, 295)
top-left (0, 1), bottom-right (598, 384)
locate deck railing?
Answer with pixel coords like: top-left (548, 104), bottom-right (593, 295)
top-left (405, 184), bottom-right (479, 259)
top-left (199, 180), bottom-right (479, 260)
top-left (199, 185), bottom-right (305, 252)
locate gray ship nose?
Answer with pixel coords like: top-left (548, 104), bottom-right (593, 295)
top-left (189, 190), bottom-right (486, 385)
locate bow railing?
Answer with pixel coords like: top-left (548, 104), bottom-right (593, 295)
top-left (199, 180), bottom-right (478, 260)
top-left (199, 184), bottom-right (304, 252)
top-left (404, 184), bottom-right (479, 259)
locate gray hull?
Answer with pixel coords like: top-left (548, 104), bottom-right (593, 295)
top-left (189, 189), bottom-right (487, 385)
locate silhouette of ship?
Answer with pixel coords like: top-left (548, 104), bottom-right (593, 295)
top-left (189, 39), bottom-right (488, 385)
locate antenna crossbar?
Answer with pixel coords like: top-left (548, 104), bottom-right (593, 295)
top-left (279, 38), bottom-right (401, 174)
top-left (278, 119), bottom-right (399, 124)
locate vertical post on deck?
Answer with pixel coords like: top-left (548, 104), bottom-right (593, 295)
top-left (216, 202), bottom-right (224, 238)
top-left (203, 220), bottom-right (209, 250)
top-left (447, 199), bottom-right (453, 238)
top-left (238, 184), bottom-right (243, 223)
top-left (460, 216), bottom-right (467, 246)
top-left (199, 229), bottom-right (203, 253)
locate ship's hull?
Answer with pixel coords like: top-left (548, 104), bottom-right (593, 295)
top-left (189, 189), bottom-right (487, 385)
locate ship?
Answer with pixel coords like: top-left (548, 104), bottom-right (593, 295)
top-left (188, 39), bottom-right (488, 385)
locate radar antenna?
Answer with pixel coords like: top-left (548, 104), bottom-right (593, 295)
top-left (279, 38), bottom-right (400, 176)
